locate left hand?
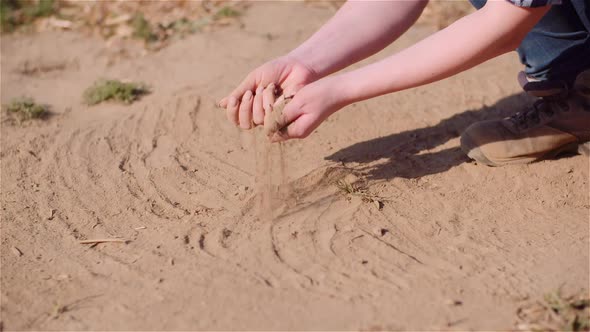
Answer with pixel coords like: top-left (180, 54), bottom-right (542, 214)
top-left (269, 77), bottom-right (346, 142)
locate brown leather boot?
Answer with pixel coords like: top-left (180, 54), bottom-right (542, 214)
top-left (460, 70), bottom-right (590, 166)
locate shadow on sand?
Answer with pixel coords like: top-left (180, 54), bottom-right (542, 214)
top-left (325, 92), bottom-right (537, 180)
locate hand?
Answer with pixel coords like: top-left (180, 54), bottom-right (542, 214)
top-left (218, 55), bottom-right (318, 129)
top-left (269, 77), bottom-right (346, 142)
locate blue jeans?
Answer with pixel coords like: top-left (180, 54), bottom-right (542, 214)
top-left (470, 0), bottom-right (590, 86)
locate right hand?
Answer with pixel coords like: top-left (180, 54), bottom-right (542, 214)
top-left (218, 55), bottom-right (318, 129)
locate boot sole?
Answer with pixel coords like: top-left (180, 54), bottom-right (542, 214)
top-left (460, 133), bottom-right (585, 166)
top-left (543, 141), bottom-right (580, 160)
top-left (460, 132), bottom-right (499, 167)
top-left (578, 142), bottom-right (590, 156)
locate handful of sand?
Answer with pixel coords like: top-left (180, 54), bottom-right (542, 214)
top-left (261, 83), bottom-right (293, 139)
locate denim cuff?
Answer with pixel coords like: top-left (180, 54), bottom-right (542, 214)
top-left (507, 0), bottom-right (562, 7)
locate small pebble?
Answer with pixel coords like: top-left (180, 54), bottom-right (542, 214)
top-left (445, 299), bottom-right (463, 306)
top-left (56, 274), bottom-right (70, 281)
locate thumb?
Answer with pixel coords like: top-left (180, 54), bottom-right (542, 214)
top-left (269, 100), bottom-right (308, 142)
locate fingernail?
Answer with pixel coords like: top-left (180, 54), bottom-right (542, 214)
top-left (256, 86), bottom-right (264, 94)
top-left (229, 96), bottom-right (238, 107)
top-left (244, 90), bottom-right (253, 100)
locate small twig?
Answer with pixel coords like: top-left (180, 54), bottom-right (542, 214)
top-left (79, 238), bottom-right (128, 245)
top-left (11, 246), bottom-right (23, 257)
top-left (134, 226), bottom-right (146, 230)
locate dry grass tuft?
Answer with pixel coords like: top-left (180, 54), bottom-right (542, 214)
top-left (1, 1), bottom-right (247, 50)
top-left (336, 179), bottom-right (385, 210)
top-left (516, 289), bottom-right (590, 331)
top-left (4, 97), bottom-right (49, 122)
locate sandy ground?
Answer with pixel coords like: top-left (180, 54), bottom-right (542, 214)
top-left (1, 2), bottom-right (588, 330)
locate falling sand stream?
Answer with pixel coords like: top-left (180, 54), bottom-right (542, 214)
top-left (253, 89), bottom-right (292, 224)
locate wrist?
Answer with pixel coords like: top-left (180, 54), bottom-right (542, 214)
top-left (329, 72), bottom-right (363, 107)
top-left (315, 75), bottom-right (354, 112)
top-left (285, 50), bottom-right (322, 82)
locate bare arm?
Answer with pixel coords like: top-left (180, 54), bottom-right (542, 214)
top-left (219, 0), bottom-right (429, 120)
top-left (289, 0), bottom-right (429, 78)
top-left (335, 1), bottom-right (549, 103)
top-left (275, 1), bottom-right (551, 141)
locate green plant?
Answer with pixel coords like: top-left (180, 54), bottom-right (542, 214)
top-left (169, 17), bottom-right (207, 35)
top-left (214, 6), bottom-right (240, 20)
top-left (5, 97), bottom-right (48, 121)
top-left (131, 13), bottom-right (157, 42)
top-left (1, 0), bottom-right (55, 32)
top-left (83, 79), bottom-right (149, 105)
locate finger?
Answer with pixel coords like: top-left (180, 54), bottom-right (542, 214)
top-left (252, 86), bottom-right (264, 125)
top-left (264, 95), bottom-right (291, 138)
top-left (225, 96), bottom-right (239, 126)
top-left (227, 73), bottom-right (259, 106)
top-left (219, 70), bottom-right (258, 109)
top-left (281, 83), bottom-right (303, 100)
top-left (238, 90), bottom-right (253, 129)
top-left (262, 83), bottom-right (276, 125)
top-left (218, 97), bottom-right (228, 109)
top-left (275, 98), bottom-right (300, 131)
top-left (270, 116), bottom-right (310, 143)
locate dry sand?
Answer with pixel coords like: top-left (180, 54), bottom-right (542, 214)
top-left (1, 2), bottom-right (588, 330)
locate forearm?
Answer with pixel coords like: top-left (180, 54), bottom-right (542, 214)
top-left (288, 0), bottom-right (428, 79)
top-left (335, 1), bottom-right (549, 104)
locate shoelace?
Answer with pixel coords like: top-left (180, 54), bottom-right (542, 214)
top-left (509, 96), bottom-right (570, 130)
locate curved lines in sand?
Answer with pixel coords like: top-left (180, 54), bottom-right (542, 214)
top-left (51, 127), bottom-right (109, 225)
top-left (180, 217), bottom-right (277, 287)
top-left (39, 90), bottom-right (209, 242)
top-left (134, 93), bottom-right (254, 217)
top-left (70, 123), bottom-right (139, 219)
top-left (232, 166), bottom-right (408, 297)
top-left (191, 222), bottom-right (281, 289)
top-left (356, 206), bottom-right (425, 266)
top-left (146, 172), bottom-right (192, 220)
top-left (310, 198), bottom-right (340, 261)
top-left (192, 228), bottom-right (215, 258)
top-left (171, 95), bottom-right (201, 143)
top-left (330, 207), bottom-right (411, 292)
top-left (117, 93), bottom-right (229, 221)
top-left (180, 149), bottom-right (251, 195)
top-left (269, 201), bottom-right (328, 289)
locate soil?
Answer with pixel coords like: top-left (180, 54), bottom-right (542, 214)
top-left (1, 2), bottom-right (588, 330)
